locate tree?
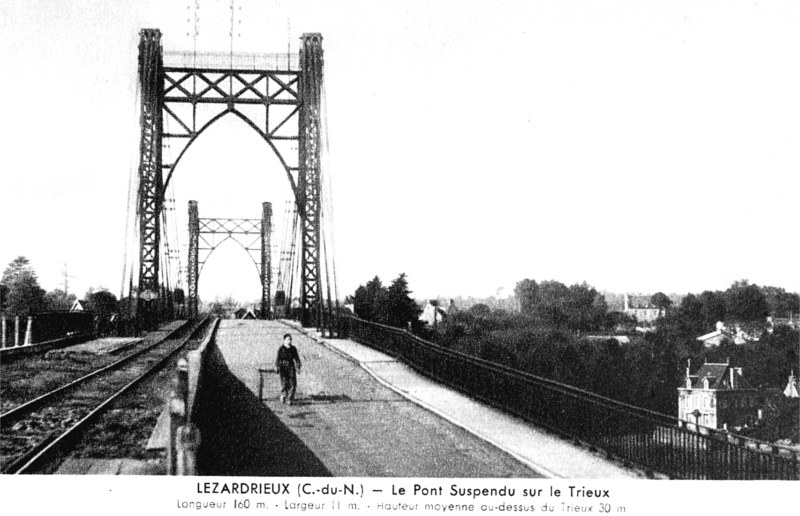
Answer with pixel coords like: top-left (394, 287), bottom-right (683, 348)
top-left (650, 292), bottom-right (672, 316)
top-left (514, 279), bottom-right (539, 314)
top-left (760, 286), bottom-right (800, 318)
top-left (85, 288), bottom-right (119, 336)
top-left (514, 278), bottom-right (608, 331)
top-left (605, 311), bottom-right (637, 332)
top-left (350, 276), bottom-right (387, 323)
top-left (564, 282), bottom-right (607, 331)
top-left (385, 273), bottom-right (421, 329)
top-left (43, 289), bottom-right (77, 311)
top-left (725, 280), bottom-right (769, 322)
top-left (468, 303), bottom-right (492, 317)
top-left (677, 293), bottom-right (705, 336)
top-left (698, 290), bottom-right (726, 328)
top-left (1, 256), bottom-right (45, 318)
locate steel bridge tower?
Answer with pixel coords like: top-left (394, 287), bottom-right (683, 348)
top-left (186, 201), bottom-right (272, 319)
top-left (136, 29), bottom-right (324, 328)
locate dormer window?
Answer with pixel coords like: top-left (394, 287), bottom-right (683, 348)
top-left (703, 377), bottom-right (710, 389)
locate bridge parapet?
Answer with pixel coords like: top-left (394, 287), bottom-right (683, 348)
top-left (166, 317), bottom-right (220, 475)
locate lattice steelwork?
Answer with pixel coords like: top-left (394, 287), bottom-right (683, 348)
top-left (137, 30), bottom-right (164, 325)
top-left (298, 34), bottom-right (324, 328)
top-left (136, 29), bottom-right (324, 326)
top-left (187, 201), bottom-right (272, 318)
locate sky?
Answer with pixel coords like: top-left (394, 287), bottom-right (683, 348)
top-left (1, 0), bottom-right (799, 305)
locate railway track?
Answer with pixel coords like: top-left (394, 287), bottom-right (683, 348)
top-left (0, 320), bottom-right (189, 415)
top-left (0, 316), bottom-right (215, 474)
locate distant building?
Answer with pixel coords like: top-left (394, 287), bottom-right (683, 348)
top-left (678, 360), bottom-right (782, 430)
top-left (447, 299), bottom-right (458, 314)
top-left (419, 301), bottom-right (447, 327)
top-left (585, 335), bottom-right (630, 344)
top-left (234, 307), bottom-right (257, 320)
top-left (785, 372), bottom-right (799, 399)
top-left (696, 321), bottom-right (763, 347)
top-left (623, 294), bottom-right (662, 323)
top-left (767, 315), bottom-right (798, 331)
top-left (70, 300), bottom-right (86, 312)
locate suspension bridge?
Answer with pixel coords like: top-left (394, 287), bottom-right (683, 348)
top-left (125, 28), bottom-right (338, 332)
top-left (1, 27), bottom-right (798, 481)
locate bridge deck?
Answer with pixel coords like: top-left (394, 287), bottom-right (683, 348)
top-left (196, 320), bottom-right (640, 478)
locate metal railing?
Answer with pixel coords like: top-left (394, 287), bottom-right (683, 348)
top-left (344, 316), bottom-right (800, 480)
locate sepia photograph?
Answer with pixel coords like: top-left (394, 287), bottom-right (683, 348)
top-left (1, 1), bottom-right (798, 514)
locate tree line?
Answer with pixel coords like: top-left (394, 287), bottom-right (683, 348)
top-left (0, 256), bottom-right (120, 336)
top-left (345, 273), bottom-right (422, 330)
top-left (346, 274), bottom-right (798, 441)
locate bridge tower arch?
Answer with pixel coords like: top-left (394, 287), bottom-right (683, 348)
top-left (136, 29), bottom-right (324, 328)
top-left (187, 201), bottom-right (272, 319)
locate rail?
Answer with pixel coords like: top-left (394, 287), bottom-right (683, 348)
top-left (3, 317), bottom-right (210, 474)
top-left (343, 316), bottom-right (800, 480)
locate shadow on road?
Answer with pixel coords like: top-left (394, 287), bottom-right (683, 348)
top-left (194, 345), bottom-right (331, 477)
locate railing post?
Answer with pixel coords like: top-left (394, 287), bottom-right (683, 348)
top-left (14, 316), bottom-right (20, 347)
top-left (167, 359), bottom-right (189, 476)
top-left (24, 316), bottom-right (33, 346)
top-left (176, 425), bottom-right (200, 476)
top-left (168, 396), bottom-right (186, 475)
top-left (177, 358), bottom-right (189, 406)
top-left (1, 316), bottom-right (6, 348)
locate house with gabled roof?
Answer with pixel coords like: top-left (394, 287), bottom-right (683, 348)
top-left (785, 372), bottom-right (799, 398)
top-left (234, 307), bottom-right (258, 320)
top-left (678, 360), bottom-right (782, 430)
top-left (622, 294), bottom-right (662, 323)
top-left (696, 321), bottom-right (762, 347)
top-left (419, 300), bottom-right (447, 327)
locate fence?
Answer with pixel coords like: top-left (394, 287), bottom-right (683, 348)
top-left (30, 312), bottom-right (94, 343)
top-left (344, 316), bottom-right (800, 480)
top-left (1, 312), bottom-right (94, 348)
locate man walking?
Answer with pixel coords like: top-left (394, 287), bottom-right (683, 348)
top-left (275, 333), bottom-right (302, 405)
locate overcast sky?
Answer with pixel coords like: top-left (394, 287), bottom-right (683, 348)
top-left (1, 0), bottom-right (798, 304)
